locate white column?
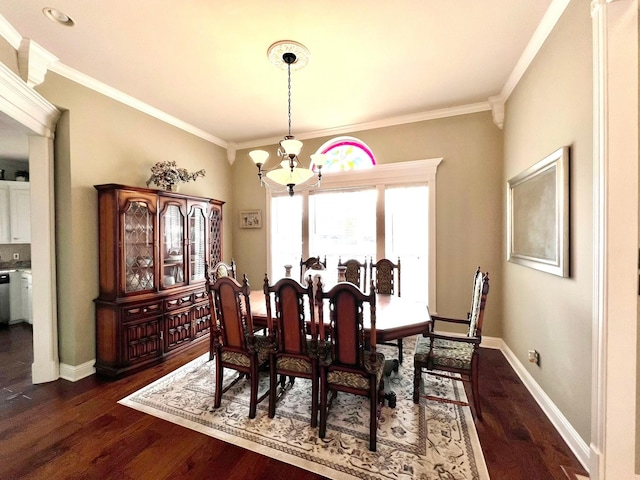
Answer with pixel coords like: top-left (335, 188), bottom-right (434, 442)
top-left (590, 0), bottom-right (638, 478)
top-left (29, 135), bottom-right (59, 383)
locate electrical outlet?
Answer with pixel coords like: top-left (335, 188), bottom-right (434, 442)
top-left (528, 349), bottom-right (540, 365)
top-left (13, 253), bottom-right (19, 260)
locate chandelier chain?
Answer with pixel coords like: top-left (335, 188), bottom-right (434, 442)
top-left (287, 62), bottom-right (292, 136)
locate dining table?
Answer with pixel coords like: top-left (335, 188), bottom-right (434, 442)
top-left (248, 289), bottom-right (432, 345)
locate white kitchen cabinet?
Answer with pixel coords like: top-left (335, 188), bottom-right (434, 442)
top-left (0, 183), bottom-right (9, 243)
top-left (9, 182), bottom-right (30, 243)
top-left (0, 180), bottom-right (30, 244)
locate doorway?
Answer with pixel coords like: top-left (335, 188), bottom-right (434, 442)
top-left (0, 66), bottom-right (60, 384)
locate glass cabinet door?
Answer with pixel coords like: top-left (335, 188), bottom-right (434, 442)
top-left (162, 203), bottom-right (185, 287)
top-left (123, 201), bottom-right (155, 293)
top-left (189, 204), bottom-right (207, 282)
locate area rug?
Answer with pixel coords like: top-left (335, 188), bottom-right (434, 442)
top-left (119, 337), bottom-right (489, 480)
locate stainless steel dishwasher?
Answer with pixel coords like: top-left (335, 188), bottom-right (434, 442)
top-left (0, 272), bottom-right (9, 324)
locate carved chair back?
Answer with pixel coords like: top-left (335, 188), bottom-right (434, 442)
top-left (370, 257), bottom-right (401, 297)
top-left (337, 257), bottom-right (368, 289)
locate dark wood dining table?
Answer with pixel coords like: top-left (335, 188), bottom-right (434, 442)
top-left (248, 290), bottom-right (432, 343)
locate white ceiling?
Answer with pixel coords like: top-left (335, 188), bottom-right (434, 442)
top-left (0, 0), bottom-right (556, 151)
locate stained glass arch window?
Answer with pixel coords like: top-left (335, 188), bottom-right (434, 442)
top-left (312, 136), bottom-right (376, 172)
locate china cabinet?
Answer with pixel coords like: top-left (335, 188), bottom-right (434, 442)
top-left (93, 184), bottom-right (224, 377)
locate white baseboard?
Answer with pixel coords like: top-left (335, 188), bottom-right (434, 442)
top-left (480, 335), bottom-right (502, 349)
top-left (59, 359), bottom-right (96, 382)
top-left (495, 339), bottom-right (590, 473)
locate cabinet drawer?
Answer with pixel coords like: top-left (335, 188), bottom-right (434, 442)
top-left (164, 308), bottom-right (192, 352)
top-left (192, 289), bottom-right (208, 305)
top-left (123, 301), bottom-right (162, 320)
top-left (192, 303), bottom-right (211, 338)
top-left (164, 293), bottom-right (194, 312)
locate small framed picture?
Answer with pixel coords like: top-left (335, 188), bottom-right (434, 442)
top-left (239, 210), bottom-right (262, 229)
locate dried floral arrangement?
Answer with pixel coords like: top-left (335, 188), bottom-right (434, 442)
top-left (146, 161), bottom-right (206, 190)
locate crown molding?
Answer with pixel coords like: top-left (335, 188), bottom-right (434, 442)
top-left (500, 0), bottom-right (571, 101)
top-left (0, 14), bottom-right (22, 49)
top-left (18, 38), bottom-right (58, 87)
top-left (0, 63), bottom-right (60, 137)
top-left (49, 62), bottom-right (228, 149)
top-left (235, 102), bottom-right (492, 151)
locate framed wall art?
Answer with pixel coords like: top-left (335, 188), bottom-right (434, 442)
top-left (239, 210), bottom-right (262, 229)
top-left (507, 146), bottom-right (569, 277)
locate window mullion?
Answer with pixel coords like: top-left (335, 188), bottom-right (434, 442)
top-left (376, 184), bottom-right (385, 261)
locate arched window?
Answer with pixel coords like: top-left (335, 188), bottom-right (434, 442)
top-left (313, 136), bottom-right (376, 172)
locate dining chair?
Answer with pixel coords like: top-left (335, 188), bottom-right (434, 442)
top-left (314, 278), bottom-right (386, 452)
top-left (369, 257), bottom-right (403, 364)
top-left (337, 257), bottom-right (368, 289)
top-left (263, 274), bottom-right (319, 426)
top-left (207, 273), bottom-right (271, 419)
top-left (413, 267), bottom-right (490, 420)
top-left (211, 259), bottom-right (237, 281)
top-left (299, 255), bottom-right (327, 283)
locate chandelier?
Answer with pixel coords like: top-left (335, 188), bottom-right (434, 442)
top-left (249, 41), bottom-right (327, 197)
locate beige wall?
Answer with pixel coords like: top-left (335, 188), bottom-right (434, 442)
top-left (503, 0), bottom-right (592, 442)
top-left (232, 110), bottom-right (504, 338)
top-left (35, 72), bottom-right (232, 366)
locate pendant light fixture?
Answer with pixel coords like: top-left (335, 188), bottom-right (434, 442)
top-left (249, 41), bottom-right (327, 197)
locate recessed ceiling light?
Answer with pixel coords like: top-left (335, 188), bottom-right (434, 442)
top-left (42, 7), bottom-right (74, 26)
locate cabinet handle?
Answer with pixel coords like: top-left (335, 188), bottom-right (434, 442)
top-left (143, 308), bottom-right (148, 313)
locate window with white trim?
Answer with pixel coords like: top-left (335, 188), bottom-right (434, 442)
top-left (267, 138), bottom-right (442, 307)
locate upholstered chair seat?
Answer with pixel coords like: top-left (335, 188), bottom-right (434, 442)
top-left (275, 339), bottom-right (316, 374)
top-left (414, 336), bottom-right (474, 370)
top-left (326, 352), bottom-right (385, 390)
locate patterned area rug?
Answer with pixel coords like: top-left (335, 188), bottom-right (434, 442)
top-left (119, 337), bottom-right (489, 480)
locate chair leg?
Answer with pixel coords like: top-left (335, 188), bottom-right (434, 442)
top-left (319, 369), bottom-right (328, 438)
top-left (268, 355), bottom-right (277, 419)
top-left (369, 378), bottom-right (382, 452)
top-left (413, 362), bottom-right (421, 404)
top-left (471, 356), bottom-right (482, 420)
top-left (398, 338), bottom-right (403, 364)
top-left (249, 361), bottom-right (258, 419)
top-left (214, 356), bottom-right (223, 409)
top-left (310, 366), bottom-right (319, 428)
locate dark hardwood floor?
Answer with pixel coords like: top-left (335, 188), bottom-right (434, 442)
top-left (0, 323), bottom-right (587, 479)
